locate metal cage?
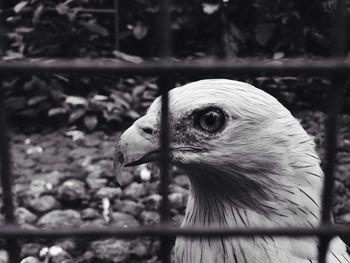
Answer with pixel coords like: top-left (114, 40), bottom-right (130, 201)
top-left (0, 0), bottom-right (349, 262)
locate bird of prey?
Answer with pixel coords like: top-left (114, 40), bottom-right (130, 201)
top-left (114, 79), bottom-right (350, 263)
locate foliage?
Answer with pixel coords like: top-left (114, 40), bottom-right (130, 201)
top-left (1, 0), bottom-right (342, 130)
top-left (3, 74), bottom-right (158, 131)
top-left (5, 0), bottom-right (113, 58)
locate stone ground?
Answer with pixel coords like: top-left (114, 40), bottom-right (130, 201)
top-left (0, 110), bottom-right (349, 262)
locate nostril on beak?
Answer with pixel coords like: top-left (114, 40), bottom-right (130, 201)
top-left (142, 127), bottom-right (153, 135)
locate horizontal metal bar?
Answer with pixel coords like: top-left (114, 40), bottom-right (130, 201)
top-left (1, 59), bottom-right (350, 75)
top-left (1, 7), bottom-right (116, 14)
top-left (0, 225), bottom-right (348, 239)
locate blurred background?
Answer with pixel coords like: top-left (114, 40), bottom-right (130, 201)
top-left (0, 0), bottom-right (350, 262)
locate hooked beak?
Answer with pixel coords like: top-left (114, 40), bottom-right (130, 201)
top-left (113, 117), bottom-right (159, 185)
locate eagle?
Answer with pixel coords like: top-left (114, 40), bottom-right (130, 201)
top-left (113, 79), bottom-right (350, 263)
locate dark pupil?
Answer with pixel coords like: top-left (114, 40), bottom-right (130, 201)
top-left (204, 112), bottom-right (218, 127)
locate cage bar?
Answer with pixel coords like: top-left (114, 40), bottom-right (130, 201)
top-left (318, 0), bottom-right (348, 262)
top-left (158, 0), bottom-right (172, 262)
top-left (1, 59), bottom-right (350, 75)
top-left (0, 225), bottom-right (346, 239)
top-left (0, 78), bottom-right (20, 262)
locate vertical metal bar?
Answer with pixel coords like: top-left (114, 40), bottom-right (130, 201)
top-left (114, 0), bottom-right (119, 50)
top-left (0, 77), bottom-right (20, 263)
top-left (158, 0), bottom-right (171, 59)
top-left (318, 0), bottom-right (347, 262)
top-left (158, 0), bottom-right (172, 262)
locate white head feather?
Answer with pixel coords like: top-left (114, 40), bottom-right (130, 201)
top-left (115, 79), bottom-right (349, 263)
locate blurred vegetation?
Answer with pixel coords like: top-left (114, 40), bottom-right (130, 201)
top-left (1, 0), bottom-right (349, 131)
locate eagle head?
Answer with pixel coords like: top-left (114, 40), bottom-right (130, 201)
top-left (113, 79), bottom-right (348, 263)
top-left (115, 79), bottom-right (322, 218)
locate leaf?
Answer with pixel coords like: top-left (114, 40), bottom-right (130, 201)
top-left (56, 3), bottom-right (70, 15)
top-left (255, 23), bottom-right (275, 47)
top-left (69, 108), bottom-right (86, 123)
top-left (92, 95), bottom-right (108, 101)
top-left (48, 108), bottom-right (67, 117)
top-left (14, 1), bottom-right (28, 13)
top-left (3, 51), bottom-right (23, 60)
top-left (80, 21), bottom-right (109, 37)
top-left (133, 22), bottom-right (148, 40)
top-left (65, 130), bottom-right (85, 142)
top-left (273, 52), bottom-right (284, 60)
top-left (55, 0), bottom-right (78, 15)
top-left (132, 85), bottom-right (146, 98)
top-left (67, 8), bottom-right (82, 22)
top-left (27, 96), bottom-right (47, 106)
top-left (33, 5), bottom-right (44, 24)
top-left (53, 74), bottom-right (69, 82)
top-left (15, 27), bottom-right (33, 34)
top-left (113, 50), bottom-right (143, 64)
top-left (125, 110), bottom-right (140, 120)
top-left (104, 111), bottom-right (122, 123)
top-left (202, 3), bottom-right (220, 15)
top-left (65, 96), bottom-right (87, 106)
top-left (84, 114), bottom-right (98, 131)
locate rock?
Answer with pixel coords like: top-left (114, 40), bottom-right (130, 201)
top-left (148, 240), bottom-right (161, 257)
top-left (169, 192), bottom-right (187, 210)
top-left (48, 246), bottom-right (73, 263)
top-left (15, 207), bottom-right (38, 224)
top-left (27, 195), bottom-right (60, 214)
top-left (130, 240), bottom-right (150, 258)
top-left (79, 251), bottom-right (94, 263)
top-left (123, 182), bottom-right (147, 200)
top-left (140, 211), bottom-right (160, 226)
top-left (37, 210), bottom-right (82, 228)
top-left (89, 239), bottom-right (130, 263)
top-left (114, 200), bottom-right (145, 217)
top-left (86, 178), bottom-right (108, 192)
top-left (54, 240), bottom-right (77, 256)
top-left (173, 175), bottom-right (190, 189)
top-left (144, 256), bottom-right (159, 263)
top-left (20, 224), bottom-right (37, 230)
top-left (142, 194), bottom-right (162, 211)
top-left (32, 171), bottom-right (66, 187)
top-left (169, 184), bottom-right (188, 195)
top-left (21, 243), bottom-right (43, 258)
top-left (95, 187), bottom-right (122, 199)
top-left (84, 162), bottom-right (104, 178)
top-left (334, 180), bottom-right (346, 196)
top-left (81, 219), bottom-right (106, 228)
top-left (20, 256), bottom-right (40, 263)
top-left (96, 160), bottom-right (114, 179)
top-left (111, 212), bottom-right (140, 228)
top-left (82, 208), bottom-right (99, 220)
top-left (57, 179), bottom-right (87, 202)
top-left (26, 179), bottom-right (52, 198)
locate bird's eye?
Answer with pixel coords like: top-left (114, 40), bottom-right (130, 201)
top-left (196, 108), bottom-right (226, 133)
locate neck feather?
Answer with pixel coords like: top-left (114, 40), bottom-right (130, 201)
top-left (181, 166), bottom-right (322, 228)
